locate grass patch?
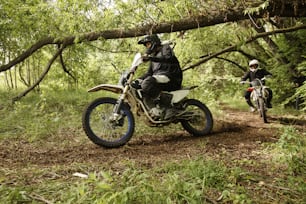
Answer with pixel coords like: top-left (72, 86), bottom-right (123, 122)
top-left (0, 158), bottom-right (251, 204)
top-left (1, 89), bottom-right (88, 141)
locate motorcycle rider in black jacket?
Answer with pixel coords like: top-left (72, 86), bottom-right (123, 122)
top-left (134, 34), bottom-right (183, 118)
top-left (241, 59), bottom-right (273, 112)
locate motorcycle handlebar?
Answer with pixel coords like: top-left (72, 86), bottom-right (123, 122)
top-left (240, 77), bottom-right (269, 85)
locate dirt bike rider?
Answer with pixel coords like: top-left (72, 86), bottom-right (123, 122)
top-left (132, 34), bottom-right (183, 119)
top-left (240, 59), bottom-right (273, 112)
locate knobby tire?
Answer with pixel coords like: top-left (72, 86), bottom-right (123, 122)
top-left (259, 98), bottom-right (268, 123)
top-left (180, 99), bottom-right (213, 136)
top-left (82, 97), bottom-right (135, 148)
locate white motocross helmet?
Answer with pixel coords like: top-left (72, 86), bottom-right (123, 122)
top-left (249, 59), bottom-right (259, 72)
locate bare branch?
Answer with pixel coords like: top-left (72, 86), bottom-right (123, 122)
top-left (58, 45), bottom-right (77, 82)
top-left (216, 56), bottom-right (246, 72)
top-left (12, 46), bottom-right (65, 102)
top-left (235, 50), bottom-right (258, 61)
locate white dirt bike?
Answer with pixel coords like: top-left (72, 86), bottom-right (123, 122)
top-left (82, 53), bottom-right (213, 148)
top-left (241, 77), bottom-right (270, 123)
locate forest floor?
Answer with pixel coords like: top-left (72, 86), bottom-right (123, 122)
top-left (0, 106), bottom-right (305, 202)
top-left (1, 106), bottom-right (305, 169)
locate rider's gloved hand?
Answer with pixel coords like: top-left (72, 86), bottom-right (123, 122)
top-left (131, 79), bottom-right (142, 89)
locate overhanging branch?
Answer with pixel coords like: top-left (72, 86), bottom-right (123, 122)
top-left (1, 0), bottom-right (305, 73)
top-left (182, 24), bottom-right (306, 71)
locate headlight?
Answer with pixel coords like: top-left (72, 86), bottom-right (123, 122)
top-left (251, 80), bottom-right (261, 87)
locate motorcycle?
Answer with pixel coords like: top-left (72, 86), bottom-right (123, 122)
top-left (241, 77), bottom-right (271, 123)
top-left (82, 53), bottom-right (213, 148)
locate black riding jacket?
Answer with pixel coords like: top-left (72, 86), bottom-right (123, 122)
top-left (241, 68), bottom-right (272, 86)
top-left (139, 44), bottom-right (182, 88)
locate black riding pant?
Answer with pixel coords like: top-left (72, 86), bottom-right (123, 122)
top-left (141, 76), bottom-right (181, 99)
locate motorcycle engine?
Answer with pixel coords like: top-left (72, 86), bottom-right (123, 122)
top-left (150, 107), bottom-right (163, 118)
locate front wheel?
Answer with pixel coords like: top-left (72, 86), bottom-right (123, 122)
top-left (180, 99), bottom-right (213, 136)
top-left (82, 97), bottom-right (135, 148)
top-left (258, 98), bottom-right (268, 123)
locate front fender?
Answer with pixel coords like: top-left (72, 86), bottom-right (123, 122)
top-left (88, 84), bottom-right (124, 94)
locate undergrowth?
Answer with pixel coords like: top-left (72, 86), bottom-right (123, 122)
top-left (0, 90), bottom-right (305, 203)
top-left (266, 126), bottom-right (306, 198)
top-left (1, 143), bottom-right (305, 204)
top-left (0, 89), bottom-right (92, 141)
top-left (0, 158), bottom-right (251, 204)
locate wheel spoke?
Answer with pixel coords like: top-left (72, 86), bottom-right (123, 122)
top-left (188, 106), bottom-right (207, 129)
top-left (180, 99), bottom-right (213, 136)
top-left (82, 97), bottom-right (134, 148)
top-left (90, 104), bottom-right (128, 141)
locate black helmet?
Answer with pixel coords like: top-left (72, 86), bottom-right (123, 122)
top-left (138, 34), bottom-right (161, 54)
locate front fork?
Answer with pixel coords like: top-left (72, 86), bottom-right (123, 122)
top-left (112, 72), bottom-right (134, 120)
top-left (252, 90), bottom-right (260, 110)
top-left (253, 88), bottom-right (267, 110)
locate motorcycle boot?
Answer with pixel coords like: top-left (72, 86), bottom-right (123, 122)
top-left (250, 107), bottom-right (256, 112)
top-left (266, 96), bottom-right (272, 108)
top-left (144, 97), bottom-right (163, 119)
top-left (246, 99), bottom-right (256, 112)
top-left (267, 102), bottom-right (272, 108)
top-left (143, 97), bottom-right (156, 110)
top-left (158, 93), bottom-right (180, 120)
top-left (265, 88), bottom-right (273, 108)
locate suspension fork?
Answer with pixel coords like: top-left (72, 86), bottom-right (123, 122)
top-left (113, 73), bottom-right (134, 116)
top-left (113, 86), bottom-right (129, 114)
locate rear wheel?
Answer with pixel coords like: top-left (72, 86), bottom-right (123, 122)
top-left (180, 99), bottom-right (213, 136)
top-left (82, 97), bottom-right (135, 148)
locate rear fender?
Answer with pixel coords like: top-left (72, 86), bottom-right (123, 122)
top-left (170, 90), bottom-right (190, 104)
top-left (168, 86), bottom-right (198, 104)
top-left (88, 84), bottom-right (124, 94)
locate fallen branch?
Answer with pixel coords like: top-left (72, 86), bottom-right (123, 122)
top-left (261, 182), bottom-right (300, 194)
top-left (1, 0), bottom-right (306, 73)
top-left (28, 193), bottom-right (53, 204)
top-left (203, 194), bottom-right (218, 204)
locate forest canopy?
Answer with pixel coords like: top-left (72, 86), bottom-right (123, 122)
top-left (0, 0), bottom-right (306, 108)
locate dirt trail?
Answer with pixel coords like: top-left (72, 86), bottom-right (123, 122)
top-left (0, 107), bottom-right (305, 170)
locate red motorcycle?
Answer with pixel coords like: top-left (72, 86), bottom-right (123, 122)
top-left (241, 77), bottom-right (271, 123)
